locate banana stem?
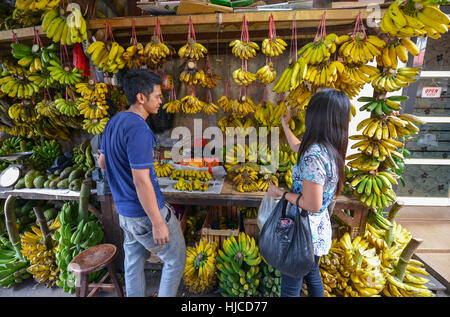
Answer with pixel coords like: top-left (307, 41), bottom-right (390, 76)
top-left (78, 179), bottom-right (91, 222)
top-left (395, 237), bottom-right (423, 281)
top-left (4, 195), bottom-right (23, 259)
top-left (387, 200), bottom-right (404, 222)
top-left (33, 206), bottom-right (52, 250)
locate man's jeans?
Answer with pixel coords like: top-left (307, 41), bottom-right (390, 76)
top-left (280, 255), bottom-right (324, 297)
top-left (118, 204), bottom-right (186, 297)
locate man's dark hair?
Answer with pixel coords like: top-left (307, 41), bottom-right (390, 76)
top-left (122, 69), bottom-right (162, 105)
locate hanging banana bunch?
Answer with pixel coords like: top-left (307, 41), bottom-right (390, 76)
top-left (261, 15), bottom-right (287, 57)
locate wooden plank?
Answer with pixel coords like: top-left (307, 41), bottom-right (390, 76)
top-left (177, 0), bottom-right (234, 15)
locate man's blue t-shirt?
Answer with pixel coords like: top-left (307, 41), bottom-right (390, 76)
top-left (100, 111), bottom-right (166, 217)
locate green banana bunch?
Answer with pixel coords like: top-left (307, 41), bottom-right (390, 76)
top-left (0, 236), bottom-right (30, 288)
top-left (29, 140), bottom-right (61, 171)
top-left (217, 232), bottom-right (261, 297)
top-left (350, 171), bottom-right (399, 209)
top-left (259, 260), bottom-right (281, 297)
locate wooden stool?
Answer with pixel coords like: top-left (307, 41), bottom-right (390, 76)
top-left (68, 243), bottom-right (124, 297)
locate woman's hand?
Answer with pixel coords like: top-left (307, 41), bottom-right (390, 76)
top-left (268, 184), bottom-right (284, 198)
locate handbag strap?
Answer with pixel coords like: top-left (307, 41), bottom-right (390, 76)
top-left (281, 192), bottom-right (288, 218)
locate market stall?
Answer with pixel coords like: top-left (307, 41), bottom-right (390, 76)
top-left (0, 0), bottom-right (447, 297)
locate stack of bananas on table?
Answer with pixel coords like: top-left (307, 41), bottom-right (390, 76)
top-left (229, 40), bottom-right (260, 59)
top-left (217, 233), bottom-right (261, 297)
top-left (0, 235), bottom-right (30, 288)
top-left (380, 0), bottom-right (449, 39)
top-left (41, 8), bottom-right (87, 45)
top-left (20, 216), bottom-right (60, 288)
top-left (228, 164), bottom-right (260, 193)
top-left (273, 57), bottom-right (308, 93)
top-left (257, 174), bottom-right (278, 192)
top-left (170, 169), bottom-right (212, 182)
top-left (87, 41), bottom-right (126, 74)
top-left (15, 0), bottom-right (60, 11)
top-left (54, 201), bottom-right (105, 293)
top-left (154, 162), bottom-right (175, 178)
top-left (122, 42), bottom-right (146, 69)
top-left (232, 68), bottom-right (258, 86)
top-left (48, 59), bottom-right (84, 86)
top-left (373, 67), bottom-right (420, 93)
top-left (145, 38), bottom-right (175, 68)
top-left (259, 260), bottom-right (281, 297)
top-left (178, 39), bottom-right (208, 61)
top-left (183, 238), bottom-right (218, 294)
top-left (162, 99), bottom-right (182, 114)
top-left (256, 62), bottom-right (277, 84)
top-left (261, 36), bottom-right (287, 57)
top-left (337, 34), bottom-right (386, 64)
top-left (179, 95), bottom-right (205, 114)
top-left (174, 178), bottom-right (210, 192)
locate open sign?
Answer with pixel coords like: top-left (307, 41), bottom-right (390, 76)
top-left (421, 87), bottom-right (442, 98)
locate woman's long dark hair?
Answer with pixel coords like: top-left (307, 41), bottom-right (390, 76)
top-left (297, 89), bottom-right (350, 194)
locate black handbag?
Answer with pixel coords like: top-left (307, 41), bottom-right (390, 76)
top-left (258, 193), bottom-right (315, 278)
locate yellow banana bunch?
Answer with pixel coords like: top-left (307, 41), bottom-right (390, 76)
top-left (123, 42), bottom-right (147, 69)
top-left (371, 67), bottom-right (420, 93)
top-left (82, 117), bottom-right (109, 135)
top-left (350, 171), bottom-right (399, 209)
top-left (170, 169), bottom-right (212, 182)
top-left (254, 100), bottom-right (287, 127)
top-left (231, 165), bottom-right (260, 192)
top-left (162, 99), bottom-right (182, 114)
top-left (178, 39), bottom-right (208, 60)
top-left (345, 63), bottom-right (379, 86)
top-left (87, 41), bottom-right (126, 74)
top-left (202, 101), bottom-right (220, 115)
top-left (174, 178), bottom-right (210, 192)
top-left (233, 96), bottom-right (256, 118)
top-left (273, 58), bottom-right (304, 93)
top-left (145, 38), bottom-right (172, 67)
top-left (183, 239), bottom-right (218, 294)
top-left (338, 34), bottom-right (386, 64)
top-left (346, 152), bottom-right (380, 171)
top-left (75, 81), bottom-right (108, 100)
top-left (261, 37), bottom-right (287, 57)
top-left (180, 95), bottom-right (205, 114)
top-left (200, 71), bottom-right (222, 89)
top-left (256, 62), bottom-right (277, 84)
top-left (284, 168), bottom-right (293, 188)
top-left (350, 135), bottom-right (403, 162)
top-left (15, 0), bottom-right (60, 11)
top-left (232, 68), bottom-right (257, 86)
top-left (35, 100), bottom-right (60, 118)
top-left (154, 162), bottom-right (175, 178)
top-left (285, 82), bottom-right (312, 110)
top-left (384, 267), bottom-right (434, 297)
top-left (41, 9), bottom-right (86, 45)
top-left (298, 33), bottom-right (338, 65)
top-left (257, 174), bottom-right (278, 191)
top-left (229, 40), bottom-right (260, 59)
top-left (218, 96), bottom-right (232, 112)
top-left (21, 218), bottom-right (61, 287)
top-left (218, 115), bottom-right (237, 135)
top-left (180, 68), bottom-right (206, 86)
top-left (0, 76), bottom-right (38, 99)
top-left (77, 98), bottom-right (109, 119)
top-left (305, 60), bottom-right (345, 87)
top-left (381, 0), bottom-right (449, 39)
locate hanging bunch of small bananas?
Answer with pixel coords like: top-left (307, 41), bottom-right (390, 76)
top-left (337, 34), bottom-right (386, 64)
top-left (82, 117), bottom-right (109, 135)
top-left (53, 97), bottom-right (80, 117)
top-left (217, 233), bottom-right (261, 297)
top-left (180, 95), bottom-right (205, 114)
top-left (15, 0), bottom-right (60, 11)
top-left (183, 238), bottom-right (218, 294)
top-left (162, 99), bottom-right (182, 114)
top-left (174, 178), bottom-right (210, 192)
top-left (377, 38), bottom-right (415, 69)
top-left (145, 37), bottom-right (174, 68)
top-left (380, 0), bottom-right (449, 39)
top-left (254, 100), bottom-right (287, 128)
top-left (154, 162), bottom-right (175, 178)
top-left (297, 33), bottom-right (338, 65)
top-left (123, 42), bottom-right (146, 70)
top-left (350, 171), bottom-right (399, 209)
top-left (77, 97), bottom-right (109, 120)
top-left (217, 96), bottom-right (232, 112)
top-left (48, 60), bottom-right (84, 86)
top-left (87, 41), bottom-right (126, 74)
top-left (7, 101), bottom-right (38, 124)
top-left (273, 57), bottom-right (308, 93)
top-left (304, 60), bottom-right (346, 88)
top-left (229, 40), bottom-right (260, 59)
top-left (20, 217), bottom-right (61, 288)
top-left (232, 68), bottom-right (257, 86)
top-left (180, 66), bottom-right (205, 86)
top-left (344, 63), bottom-right (380, 87)
top-left (75, 81), bottom-right (108, 101)
top-left (10, 43), bottom-right (55, 73)
top-left (200, 70), bottom-right (222, 89)
top-left (28, 72), bottom-right (56, 89)
top-left (35, 99), bottom-right (60, 118)
top-left (0, 75), bottom-right (39, 98)
top-left (261, 36), bottom-right (287, 57)
top-left (284, 82), bottom-right (312, 110)
top-left (202, 100), bottom-right (220, 115)
top-left (256, 62), bottom-right (277, 84)
top-left (371, 67), bottom-right (420, 93)
top-left (350, 134), bottom-right (403, 162)
top-left (41, 8), bottom-right (87, 45)
top-left (233, 96), bottom-right (256, 118)
top-left (178, 39), bottom-right (208, 60)
top-left (169, 169), bottom-right (212, 182)
top-left (217, 115), bottom-right (252, 137)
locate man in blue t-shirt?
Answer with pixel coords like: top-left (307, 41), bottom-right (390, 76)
top-left (97, 69), bottom-right (186, 297)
